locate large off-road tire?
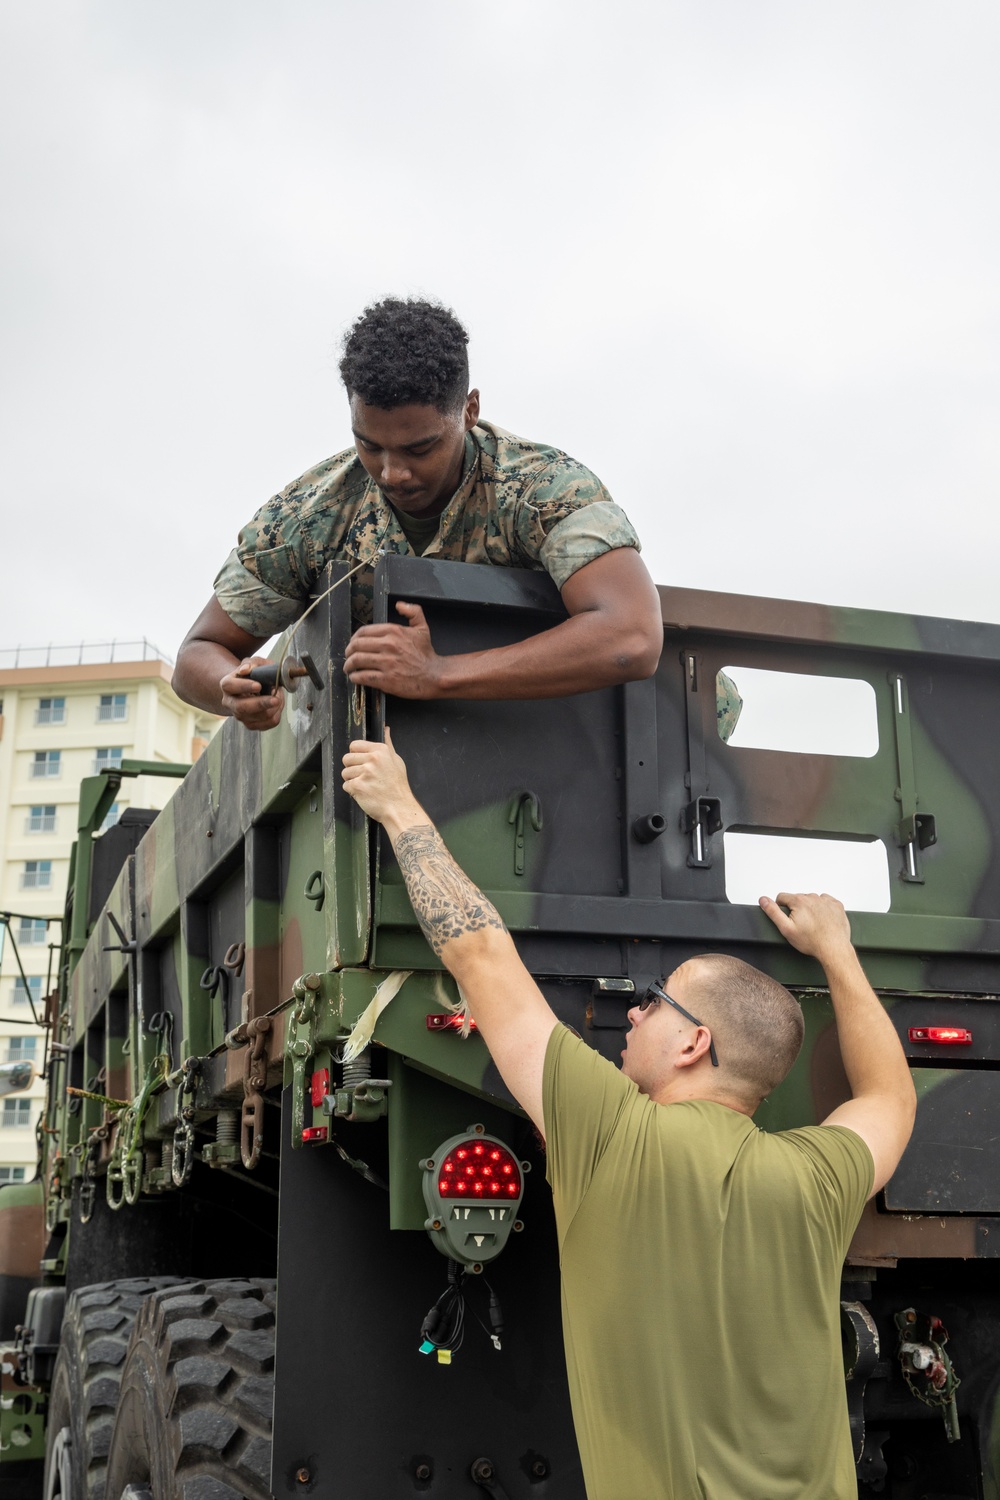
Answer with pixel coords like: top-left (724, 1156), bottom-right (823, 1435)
top-left (42, 1277), bottom-right (187, 1500)
top-left (104, 1278), bottom-right (276, 1500)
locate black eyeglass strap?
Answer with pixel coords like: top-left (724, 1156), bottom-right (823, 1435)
top-left (645, 983), bottom-right (719, 1068)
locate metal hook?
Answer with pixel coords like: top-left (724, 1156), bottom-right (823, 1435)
top-left (507, 792), bottom-right (543, 877)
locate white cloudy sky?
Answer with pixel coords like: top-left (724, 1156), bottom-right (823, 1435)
top-left (1, 1), bottom-right (998, 661)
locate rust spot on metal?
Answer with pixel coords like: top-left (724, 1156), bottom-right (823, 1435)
top-left (0, 1201), bottom-right (44, 1279)
top-left (848, 1200), bottom-right (978, 1266)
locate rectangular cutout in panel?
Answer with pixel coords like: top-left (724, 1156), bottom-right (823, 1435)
top-left (724, 831), bottom-right (891, 912)
top-left (719, 666), bottom-right (878, 757)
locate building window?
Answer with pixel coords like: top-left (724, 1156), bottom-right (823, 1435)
top-left (4, 1038), bottom-right (37, 1064)
top-left (26, 806), bottom-right (56, 834)
top-left (0, 1167), bottom-right (27, 1183)
top-left (10, 977), bottom-right (42, 1008)
top-left (30, 750), bottom-right (61, 779)
top-left (94, 747), bottom-right (124, 774)
top-left (36, 697), bottom-right (66, 726)
top-left (99, 802), bottom-right (121, 833)
top-left (17, 919), bottom-right (48, 947)
top-left (97, 693), bottom-right (128, 723)
top-left (1, 1101), bottom-right (32, 1129)
top-left (20, 860), bottom-right (52, 891)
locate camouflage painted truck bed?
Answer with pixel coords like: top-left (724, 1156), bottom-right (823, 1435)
top-left (8, 555), bottom-right (1000, 1498)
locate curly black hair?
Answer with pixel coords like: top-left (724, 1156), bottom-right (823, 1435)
top-left (339, 297), bottom-right (470, 412)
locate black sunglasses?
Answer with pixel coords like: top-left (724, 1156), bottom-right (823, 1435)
top-left (639, 982), bottom-right (719, 1068)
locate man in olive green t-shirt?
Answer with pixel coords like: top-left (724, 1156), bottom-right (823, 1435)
top-left (341, 732), bottom-right (917, 1500)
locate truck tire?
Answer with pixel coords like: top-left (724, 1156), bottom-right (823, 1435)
top-left (104, 1278), bottom-right (276, 1500)
top-left (42, 1277), bottom-right (187, 1500)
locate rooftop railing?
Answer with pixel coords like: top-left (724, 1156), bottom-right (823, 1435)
top-left (0, 639), bottom-right (173, 670)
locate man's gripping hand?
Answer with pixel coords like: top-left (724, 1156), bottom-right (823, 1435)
top-left (342, 726), bottom-right (423, 832)
top-left (344, 602), bottom-right (446, 699)
top-left (220, 657), bottom-right (285, 731)
top-left (759, 892), bottom-right (853, 966)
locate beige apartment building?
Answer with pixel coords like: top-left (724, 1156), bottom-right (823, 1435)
top-left (0, 643), bottom-right (219, 1182)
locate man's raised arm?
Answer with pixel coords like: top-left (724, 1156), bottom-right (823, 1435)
top-left (760, 892), bottom-right (916, 1195)
top-left (341, 730), bottom-right (558, 1131)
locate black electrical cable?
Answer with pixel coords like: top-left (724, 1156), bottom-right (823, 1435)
top-left (418, 1262), bottom-right (505, 1360)
top-left (465, 1274), bottom-right (504, 1351)
top-left (420, 1260), bottom-right (467, 1356)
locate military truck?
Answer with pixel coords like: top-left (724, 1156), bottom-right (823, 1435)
top-left (3, 554), bottom-right (1000, 1499)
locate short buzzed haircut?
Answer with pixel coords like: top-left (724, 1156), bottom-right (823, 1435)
top-left (684, 955), bottom-right (804, 1106)
top-left (339, 297), bottom-right (470, 413)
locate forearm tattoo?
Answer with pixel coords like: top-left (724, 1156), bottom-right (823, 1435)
top-left (394, 825), bottom-right (507, 957)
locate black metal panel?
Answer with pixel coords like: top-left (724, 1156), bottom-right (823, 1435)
top-left (885, 1071), bottom-right (1000, 1213)
top-left (272, 1092), bottom-right (584, 1499)
top-left (246, 823), bottom-right (281, 905)
top-left (374, 567), bottom-right (626, 902)
top-left (378, 554), bottom-right (565, 619)
top-left (88, 809), bottom-right (158, 925)
top-left (908, 654), bottom-right (1000, 938)
top-left (371, 555), bottom-right (627, 980)
top-left (134, 939), bottom-right (184, 1049)
top-left (203, 866), bottom-right (246, 1034)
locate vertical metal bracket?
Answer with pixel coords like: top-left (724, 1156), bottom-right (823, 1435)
top-left (889, 673), bottom-right (937, 883)
top-left (841, 1300), bottom-right (880, 1464)
top-left (622, 675), bottom-right (665, 898)
top-left (286, 975), bottom-right (320, 1149)
top-left (681, 651), bottom-right (723, 868)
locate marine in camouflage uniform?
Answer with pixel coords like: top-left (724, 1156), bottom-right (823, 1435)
top-left (213, 420), bottom-right (642, 637)
top-left (173, 297), bottom-right (665, 725)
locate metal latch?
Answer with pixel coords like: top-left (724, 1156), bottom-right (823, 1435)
top-left (589, 977), bottom-right (635, 1029)
top-left (681, 651), bottom-right (723, 867)
top-left (507, 791), bottom-right (542, 877)
top-left (889, 674), bottom-right (937, 883)
top-left (323, 1078), bottom-right (391, 1123)
top-left (680, 797), bottom-right (722, 867)
top-left (895, 1307), bottom-right (960, 1443)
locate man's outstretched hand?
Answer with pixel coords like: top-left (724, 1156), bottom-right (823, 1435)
top-left (759, 892), bottom-right (854, 967)
top-left (342, 726), bottom-right (422, 830)
top-left (344, 602), bottom-right (446, 699)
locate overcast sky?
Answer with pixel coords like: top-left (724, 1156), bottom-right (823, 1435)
top-left (2, 1), bottom-right (998, 661)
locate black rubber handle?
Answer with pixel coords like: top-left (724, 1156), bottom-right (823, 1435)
top-left (248, 663), bottom-right (279, 693)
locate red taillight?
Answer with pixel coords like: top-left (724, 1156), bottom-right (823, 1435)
top-left (311, 1068), bottom-right (330, 1107)
top-left (302, 1126), bottom-right (328, 1143)
top-left (426, 1013), bottom-right (479, 1032)
top-left (908, 1027), bottom-right (972, 1045)
top-left (436, 1138), bottom-right (521, 1199)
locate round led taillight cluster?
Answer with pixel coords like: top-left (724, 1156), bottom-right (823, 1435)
top-left (422, 1126), bottom-right (529, 1267)
top-left (438, 1139), bottom-right (521, 1200)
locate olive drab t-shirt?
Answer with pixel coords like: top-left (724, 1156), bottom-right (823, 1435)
top-left (542, 1026), bottom-right (874, 1500)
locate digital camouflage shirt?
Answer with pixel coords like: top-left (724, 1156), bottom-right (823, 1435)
top-left (213, 420), bottom-right (641, 635)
